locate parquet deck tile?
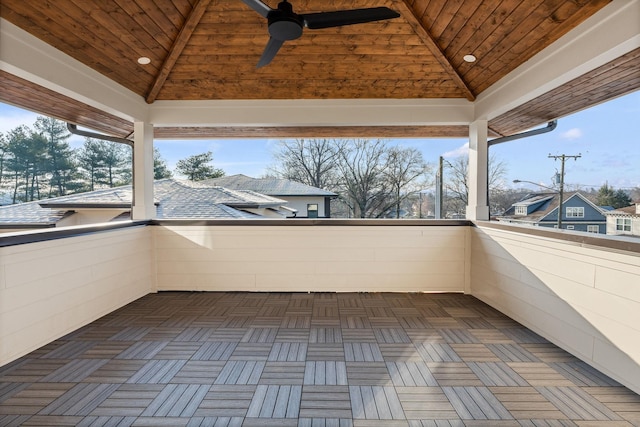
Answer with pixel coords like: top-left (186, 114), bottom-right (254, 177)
top-left (0, 292), bottom-right (637, 426)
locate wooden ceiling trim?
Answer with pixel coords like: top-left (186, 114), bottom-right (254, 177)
top-left (489, 47), bottom-right (640, 136)
top-left (145, 0), bottom-right (212, 104)
top-left (0, 71), bottom-right (134, 138)
top-left (154, 125), bottom-right (474, 139)
top-left (395, 0), bottom-right (475, 101)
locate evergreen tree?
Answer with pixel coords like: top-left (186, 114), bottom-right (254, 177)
top-left (595, 183), bottom-right (632, 209)
top-left (175, 151), bottom-right (224, 181)
top-left (154, 148), bottom-right (173, 179)
top-left (33, 116), bottom-right (76, 197)
top-left (5, 126), bottom-right (48, 203)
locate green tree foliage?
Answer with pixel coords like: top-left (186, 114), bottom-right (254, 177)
top-left (595, 183), bottom-right (632, 209)
top-left (175, 151), bottom-right (224, 181)
top-left (5, 126), bottom-right (48, 203)
top-left (154, 148), bottom-right (173, 179)
top-left (33, 116), bottom-right (77, 197)
top-left (76, 138), bottom-right (131, 191)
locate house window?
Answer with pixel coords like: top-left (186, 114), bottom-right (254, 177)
top-left (515, 206), bottom-right (527, 216)
top-left (566, 207), bottom-right (584, 218)
top-left (616, 218), bottom-right (632, 232)
top-left (587, 225), bottom-right (599, 233)
top-left (307, 204), bottom-right (319, 218)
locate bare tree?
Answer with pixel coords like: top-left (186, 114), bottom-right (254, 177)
top-left (380, 146), bottom-right (430, 218)
top-left (270, 138), bottom-right (345, 189)
top-left (444, 152), bottom-right (507, 216)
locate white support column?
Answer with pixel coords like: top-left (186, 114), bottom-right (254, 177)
top-left (132, 121), bottom-right (155, 220)
top-left (466, 120), bottom-right (490, 221)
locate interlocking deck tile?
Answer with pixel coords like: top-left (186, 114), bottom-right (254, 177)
top-left (379, 344), bottom-right (423, 362)
top-left (490, 386), bottom-right (566, 420)
top-left (39, 383), bottom-right (119, 416)
top-left (214, 361), bottom-right (265, 385)
top-left (304, 361), bottom-right (348, 385)
top-left (467, 362), bottom-right (529, 387)
top-left (246, 385), bottom-right (301, 418)
top-left (310, 328), bottom-right (343, 344)
top-left (386, 362), bottom-right (438, 387)
top-left (41, 359), bottom-right (110, 382)
top-left (442, 386), bottom-right (513, 420)
top-left (191, 342), bottom-right (237, 361)
top-left (395, 386), bottom-right (458, 420)
top-left (487, 343), bottom-right (541, 362)
top-left (344, 343), bottom-right (384, 362)
top-left (551, 362), bottom-right (622, 387)
top-left (415, 343), bottom-right (462, 363)
top-left (194, 385), bottom-right (256, 417)
top-left (373, 329), bottom-right (411, 344)
top-left (126, 359), bottom-right (186, 384)
top-left (299, 385), bottom-right (352, 419)
top-left (537, 386), bottom-right (623, 421)
top-left (349, 386), bottom-right (405, 420)
top-left (141, 384), bottom-right (209, 417)
top-left (268, 343), bottom-right (308, 362)
top-left (346, 363), bottom-right (392, 386)
top-left (1, 292), bottom-right (637, 425)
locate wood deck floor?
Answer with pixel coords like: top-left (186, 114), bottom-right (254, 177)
top-left (1, 292), bottom-right (639, 426)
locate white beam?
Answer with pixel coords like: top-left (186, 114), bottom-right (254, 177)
top-left (149, 99), bottom-right (474, 128)
top-left (132, 122), bottom-right (155, 220)
top-left (475, 0), bottom-right (640, 121)
top-left (466, 120), bottom-right (489, 221)
top-left (0, 18), bottom-right (148, 122)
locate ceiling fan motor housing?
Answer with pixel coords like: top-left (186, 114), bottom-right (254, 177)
top-left (268, 1), bottom-right (303, 40)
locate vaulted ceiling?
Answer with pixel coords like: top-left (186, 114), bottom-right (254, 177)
top-left (0, 0), bottom-right (638, 139)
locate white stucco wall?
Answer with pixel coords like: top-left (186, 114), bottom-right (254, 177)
top-left (471, 224), bottom-right (640, 394)
top-left (154, 224), bottom-right (469, 293)
top-left (0, 226), bottom-right (154, 366)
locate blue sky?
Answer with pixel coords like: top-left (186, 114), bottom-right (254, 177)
top-left (1, 90), bottom-right (638, 191)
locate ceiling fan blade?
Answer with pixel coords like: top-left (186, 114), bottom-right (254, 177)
top-left (301, 7), bottom-right (400, 29)
top-left (257, 37), bottom-right (285, 68)
top-left (241, 0), bottom-right (272, 18)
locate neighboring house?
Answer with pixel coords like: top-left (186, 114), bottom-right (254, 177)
top-left (0, 179), bottom-right (294, 232)
top-left (605, 203), bottom-right (640, 237)
top-left (205, 174), bottom-right (337, 218)
top-left (497, 191), bottom-right (610, 233)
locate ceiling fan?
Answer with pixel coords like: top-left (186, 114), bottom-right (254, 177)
top-left (241, 0), bottom-right (400, 68)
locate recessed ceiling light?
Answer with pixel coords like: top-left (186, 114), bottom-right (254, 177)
top-left (137, 57), bottom-right (151, 65)
top-left (463, 54), bottom-right (477, 63)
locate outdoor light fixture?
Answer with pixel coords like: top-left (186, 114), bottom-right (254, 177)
top-left (463, 54), bottom-right (476, 63)
top-left (137, 57), bottom-right (151, 65)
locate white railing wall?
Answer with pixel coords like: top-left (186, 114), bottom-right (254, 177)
top-left (0, 226), bottom-right (154, 366)
top-left (154, 224), bottom-right (470, 293)
top-left (471, 224), bottom-right (640, 394)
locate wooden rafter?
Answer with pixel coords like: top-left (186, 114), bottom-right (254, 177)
top-left (145, 0), bottom-right (212, 104)
top-left (394, 0), bottom-right (475, 102)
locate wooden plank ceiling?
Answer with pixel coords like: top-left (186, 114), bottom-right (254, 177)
top-left (0, 0), bottom-right (625, 137)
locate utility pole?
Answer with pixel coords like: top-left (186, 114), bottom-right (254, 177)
top-left (548, 154), bottom-right (581, 230)
top-left (435, 156), bottom-right (444, 219)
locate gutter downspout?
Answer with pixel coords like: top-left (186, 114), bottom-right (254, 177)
top-left (486, 120), bottom-right (557, 217)
top-left (488, 120), bottom-right (557, 146)
top-left (66, 123), bottom-right (134, 147)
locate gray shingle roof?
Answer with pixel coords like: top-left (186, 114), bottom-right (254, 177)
top-left (0, 179), bottom-right (290, 225)
top-left (204, 174), bottom-right (337, 197)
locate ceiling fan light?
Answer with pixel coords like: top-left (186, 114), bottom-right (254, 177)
top-left (463, 54), bottom-right (477, 63)
top-left (137, 57), bottom-right (151, 65)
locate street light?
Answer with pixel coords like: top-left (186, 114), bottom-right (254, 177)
top-left (512, 179), bottom-right (557, 192)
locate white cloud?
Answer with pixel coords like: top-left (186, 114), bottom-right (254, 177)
top-left (561, 128), bottom-right (583, 140)
top-left (442, 142), bottom-right (469, 158)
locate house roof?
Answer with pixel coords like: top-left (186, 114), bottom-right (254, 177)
top-left (499, 191), bottom-right (607, 223)
top-left (605, 204), bottom-right (640, 217)
top-left (204, 174), bottom-right (337, 197)
top-left (0, 179), bottom-right (291, 226)
top-left (0, 1), bottom-right (638, 140)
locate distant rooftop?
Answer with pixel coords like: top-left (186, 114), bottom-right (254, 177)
top-left (205, 174), bottom-right (337, 197)
top-left (0, 179), bottom-right (292, 226)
